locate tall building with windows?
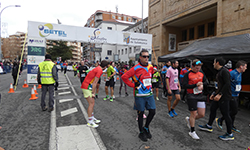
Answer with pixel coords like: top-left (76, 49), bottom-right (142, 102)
top-left (83, 10), bottom-right (141, 62)
top-left (148, 0), bottom-right (250, 63)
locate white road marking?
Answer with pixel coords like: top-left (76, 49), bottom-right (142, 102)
top-left (61, 107), bottom-right (78, 117)
top-left (58, 87), bottom-right (70, 90)
top-left (59, 99), bottom-right (74, 103)
top-left (49, 91), bottom-right (57, 150)
top-left (58, 91), bottom-right (71, 95)
top-left (59, 84), bottom-right (68, 86)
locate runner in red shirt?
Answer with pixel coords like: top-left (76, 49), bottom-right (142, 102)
top-left (81, 60), bottom-right (109, 128)
top-left (122, 49), bottom-right (156, 142)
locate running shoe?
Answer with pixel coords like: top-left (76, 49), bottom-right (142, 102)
top-left (172, 109), bottom-right (178, 116)
top-left (189, 131), bottom-right (200, 140)
top-left (93, 118), bottom-right (101, 124)
top-left (185, 116), bottom-right (190, 129)
top-left (198, 124), bottom-right (213, 132)
top-left (87, 122), bottom-right (99, 128)
top-left (156, 97), bottom-right (159, 100)
top-left (143, 114), bottom-right (147, 119)
top-left (125, 93), bottom-right (129, 97)
top-left (103, 96), bottom-right (109, 101)
top-left (218, 133), bottom-right (234, 141)
top-left (119, 92), bottom-right (121, 97)
top-left (215, 118), bottom-right (223, 130)
top-left (143, 127), bottom-right (152, 139)
top-left (138, 132), bottom-right (147, 142)
top-left (95, 94), bottom-right (98, 98)
top-left (113, 95), bottom-right (115, 99)
top-left (110, 98), bottom-right (113, 102)
top-left (168, 111), bottom-right (174, 118)
top-left (232, 126), bottom-right (241, 133)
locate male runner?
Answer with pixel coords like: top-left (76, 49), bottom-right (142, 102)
top-left (216, 60), bottom-right (247, 133)
top-left (77, 61), bottom-right (89, 84)
top-left (161, 61), bottom-right (171, 99)
top-left (180, 64), bottom-right (190, 103)
top-left (152, 66), bottom-right (161, 100)
top-left (122, 49), bottom-right (156, 142)
top-left (199, 57), bottom-right (234, 140)
top-left (119, 66), bottom-right (129, 96)
top-left (183, 59), bottom-right (207, 140)
top-left (166, 60), bottom-right (181, 118)
top-left (103, 62), bottom-right (116, 102)
top-left (81, 60), bottom-right (109, 128)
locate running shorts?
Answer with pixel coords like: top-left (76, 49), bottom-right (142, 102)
top-left (134, 95), bottom-right (156, 111)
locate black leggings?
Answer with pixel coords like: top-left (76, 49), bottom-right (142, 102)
top-left (220, 97), bottom-right (238, 126)
top-left (208, 99), bottom-right (232, 134)
top-left (137, 109), bottom-right (156, 132)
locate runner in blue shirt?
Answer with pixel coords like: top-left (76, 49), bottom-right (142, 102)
top-left (216, 60), bottom-right (247, 133)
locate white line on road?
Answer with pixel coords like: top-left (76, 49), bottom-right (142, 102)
top-left (59, 84), bottom-right (68, 86)
top-left (59, 99), bottom-right (74, 103)
top-left (58, 87), bottom-right (70, 90)
top-left (58, 91), bottom-right (71, 95)
top-left (49, 91), bottom-right (57, 150)
top-left (61, 107), bottom-right (78, 117)
top-left (58, 82), bottom-right (67, 84)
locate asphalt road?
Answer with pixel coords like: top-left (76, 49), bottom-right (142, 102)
top-left (0, 69), bottom-right (250, 150)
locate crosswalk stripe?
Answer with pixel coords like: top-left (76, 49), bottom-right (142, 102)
top-left (59, 99), bottom-right (74, 103)
top-left (60, 107), bottom-right (78, 117)
top-left (58, 87), bottom-right (70, 90)
top-left (58, 91), bottom-right (71, 95)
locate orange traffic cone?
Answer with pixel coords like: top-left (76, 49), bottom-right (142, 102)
top-left (37, 84), bottom-right (42, 89)
top-left (8, 83), bottom-right (15, 93)
top-left (29, 88), bottom-right (38, 100)
top-left (33, 85), bottom-right (38, 95)
top-left (22, 79), bottom-right (29, 88)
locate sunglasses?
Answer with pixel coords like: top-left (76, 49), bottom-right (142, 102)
top-left (141, 55), bottom-right (150, 58)
top-left (196, 61), bottom-right (202, 65)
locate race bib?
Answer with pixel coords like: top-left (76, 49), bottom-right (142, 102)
top-left (143, 78), bottom-right (152, 86)
top-left (236, 85), bottom-right (241, 91)
top-left (174, 78), bottom-right (178, 84)
top-left (81, 74), bottom-right (85, 77)
top-left (193, 87), bottom-right (202, 94)
top-left (152, 79), bottom-right (157, 83)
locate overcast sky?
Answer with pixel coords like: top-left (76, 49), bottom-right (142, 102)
top-left (1, 0), bottom-right (149, 36)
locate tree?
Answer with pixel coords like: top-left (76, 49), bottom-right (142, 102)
top-left (46, 40), bottom-right (73, 61)
top-left (2, 37), bottom-right (21, 60)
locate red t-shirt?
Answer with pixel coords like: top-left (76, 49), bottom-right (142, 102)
top-left (81, 66), bottom-right (103, 89)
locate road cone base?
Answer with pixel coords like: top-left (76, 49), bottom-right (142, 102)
top-left (23, 85), bottom-right (29, 88)
top-left (29, 97), bottom-right (38, 100)
top-left (8, 91), bottom-right (14, 93)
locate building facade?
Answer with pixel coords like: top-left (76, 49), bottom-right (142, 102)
top-left (67, 41), bottom-right (82, 63)
top-left (148, 0), bottom-right (250, 64)
top-left (83, 10), bottom-right (141, 62)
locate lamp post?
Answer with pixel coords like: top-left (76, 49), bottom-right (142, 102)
top-left (141, 0), bottom-right (143, 33)
top-left (0, 4), bottom-right (21, 61)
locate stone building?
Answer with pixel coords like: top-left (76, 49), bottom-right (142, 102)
top-left (148, 0), bottom-right (250, 64)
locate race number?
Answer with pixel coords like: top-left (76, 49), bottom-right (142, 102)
top-left (143, 78), bottom-right (152, 86)
top-left (174, 78), bottom-right (178, 84)
top-left (236, 85), bottom-right (241, 91)
top-left (193, 87), bottom-right (202, 94)
top-left (152, 79), bottom-right (157, 83)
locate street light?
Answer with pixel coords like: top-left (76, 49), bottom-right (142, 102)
top-left (0, 4), bottom-right (21, 61)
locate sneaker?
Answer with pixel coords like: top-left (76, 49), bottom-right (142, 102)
top-left (119, 92), bottom-right (121, 96)
top-left (172, 109), bottom-right (178, 116)
top-left (110, 98), bottom-right (113, 102)
top-left (125, 93), bottom-right (129, 97)
top-left (87, 122), bottom-right (99, 128)
top-left (42, 106), bottom-right (47, 111)
top-left (232, 126), bottom-right (241, 133)
top-left (113, 95), bottom-right (115, 99)
top-left (168, 111), bottom-right (174, 118)
top-left (143, 127), bottom-right (152, 139)
top-left (185, 116), bottom-right (190, 129)
top-left (95, 94), bottom-right (98, 98)
top-left (143, 114), bottom-right (147, 119)
top-left (189, 131), bottom-right (200, 140)
top-left (103, 96), bottom-right (109, 101)
top-left (218, 133), bottom-right (234, 141)
top-left (156, 97), bottom-right (159, 100)
top-left (215, 118), bottom-right (223, 130)
top-left (93, 118), bottom-right (101, 124)
top-left (138, 132), bottom-right (147, 142)
top-left (198, 124), bottom-right (213, 132)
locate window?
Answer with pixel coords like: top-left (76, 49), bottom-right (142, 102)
top-left (125, 48), bottom-right (127, 54)
top-left (112, 15), bottom-right (116, 19)
top-left (118, 50), bottom-right (120, 55)
top-left (128, 17), bottom-right (131, 22)
top-left (129, 47), bottom-right (132, 53)
top-left (189, 28), bottom-right (194, 40)
top-left (91, 23), bottom-right (94, 27)
top-left (122, 49), bottom-right (123, 55)
top-left (208, 22), bottom-right (215, 36)
top-left (124, 16), bottom-right (127, 21)
top-left (107, 27), bottom-right (112, 30)
top-left (118, 16), bottom-right (121, 20)
top-left (198, 24), bottom-right (205, 38)
top-left (182, 30), bottom-right (187, 41)
top-left (107, 50), bottom-right (112, 55)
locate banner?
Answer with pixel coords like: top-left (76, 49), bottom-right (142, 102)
top-left (27, 65), bottom-right (39, 74)
top-left (28, 37), bottom-right (46, 47)
top-left (27, 56), bottom-right (45, 65)
top-left (28, 21), bottom-right (152, 47)
top-left (28, 46), bottom-right (45, 56)
top-left (169, 34), bottom-right (176, 51)
top-left (91, 47), bottom-right (102, 52)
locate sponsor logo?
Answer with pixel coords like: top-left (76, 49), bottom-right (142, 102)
top-left (123, 33), bottom-right (131, 44)
top-left (31, 47), bottom-right (42, 53)
top-left (28, 65), bottom-right (39, 74)
top-left (29, 39), bottom-right (44, 45)
top-left (88, 29), bottom-right (107, 43)
top-left (30, 75), bottom-right (37, 80)
top-left (38, 23), bottom-right (67, 37)
top-left (28, 56), bottom-right (36, 64)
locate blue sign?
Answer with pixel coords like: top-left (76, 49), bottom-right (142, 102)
top-left (28, 65), bottom-right (39, 74)
top-left (105, 57), bottom-right (109, 59)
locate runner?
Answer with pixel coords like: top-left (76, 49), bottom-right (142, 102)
top-left (63, 61), bottom-right (68, 75)
top-left (95, 61), bottom-right (101, 98)
top-left (161, 61), bottom-right (171, 99)
top-left (166, 60), bottom-right (181, 118)
top-left (152, 66), bottom-right (161, 100)
top-left (216, 60), bottom-right (247, 133)
top-left (119, 66), bottom-right (129, 97)
top-left (81, 60), bottom-right (109, 128)
top-left (77, 61), bottom-right (89, 84)
top-left (103, 61), bottom-right (116, 102)
top-left (112, 62), bottom-right (118, 98)
top-left (183, 59), bottom-right (207, 140)
top-left (72, 62), bottom-right (78, 78)
top-left (122, 49), bottom-right (156, 142)
top-left (199, 57), bottom-right (234, 141)
top-left (180, 64), bottom-right (191, 103)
